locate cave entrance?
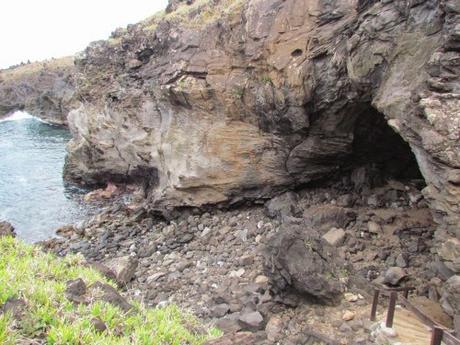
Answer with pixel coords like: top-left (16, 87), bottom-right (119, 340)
top-left (344, 106), bottom-right (425, 190)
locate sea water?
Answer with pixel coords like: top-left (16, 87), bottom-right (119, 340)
top-left (0, 111), bottom-right (88, 242)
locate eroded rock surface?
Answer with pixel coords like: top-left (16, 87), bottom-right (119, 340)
top-left (0, 57), bottom-right (75, 125)
top-left (264, 222), bottom-right (346, 303)
top-left (63, 0), bottom-right (459, 261)
top-left (40, 0), bottom-right (458, 328)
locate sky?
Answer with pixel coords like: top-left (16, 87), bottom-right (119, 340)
top-left (0, 0), bottom-right (169, 69)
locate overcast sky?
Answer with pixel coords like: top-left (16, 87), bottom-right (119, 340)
top-left (0, 0), bottom-right (169, 69)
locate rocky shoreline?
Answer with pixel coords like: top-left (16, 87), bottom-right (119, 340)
top-left (0, 0), bottom-right (459, 342)
top-left (40, 173), bottom-right (458, 344)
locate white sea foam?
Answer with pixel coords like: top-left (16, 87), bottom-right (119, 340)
top-left (0, 111), bottom-right (44, 123)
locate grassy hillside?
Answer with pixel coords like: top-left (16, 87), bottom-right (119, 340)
top-left (139, 0), bottom-right (244, 31)
top-left (0, 57), bottom-right (74, 82)
top-left (0, 237), bottom-right (220, 344)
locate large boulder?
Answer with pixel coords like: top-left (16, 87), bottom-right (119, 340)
top-left (441, 275), bottom-right (460, 335)
top-left (264, 222), bottom-right (345, 303)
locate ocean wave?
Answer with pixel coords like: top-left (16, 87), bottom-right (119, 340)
top-left (0, 111), bottom-right (46, 123)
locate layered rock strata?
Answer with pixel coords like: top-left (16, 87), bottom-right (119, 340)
top-left (64, 0), bottom-right (459, 295)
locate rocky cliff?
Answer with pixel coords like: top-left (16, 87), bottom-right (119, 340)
top-left (63, 0), bottom-right (459, 326)
top-left (0, 57), bottom-right (75, 125)
top-left (67, 1), bottom-right (457, 234)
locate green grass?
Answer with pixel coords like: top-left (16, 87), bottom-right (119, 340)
top-left (0, 56), bottom-right (74, 81)
top-left (167, 0), bottom-right (244, 27)
top-left (139, 0), bottom-right (244, 31)
top-left (260, 75), bottom-right (273, 85)
top-left (0, 237), bottom-right (221, 344)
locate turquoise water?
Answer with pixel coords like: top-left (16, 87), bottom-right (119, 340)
top-left (0, 112), bottom-right (87, 242)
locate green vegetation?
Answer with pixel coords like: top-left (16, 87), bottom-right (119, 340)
top-left (0, 237), bottom-right (220, 344)
top-left (232, 86), bottom-right (245, 100)
top-left (260, 75), bottom-right (273, 85)
top-left (168, 0), bottom-right (244, 27)
top-left (142, 10), bottom-right (166, 32)
top-left (141, 0), bottom-right (244, 31)
top-left (0, 57), bottom-right (74, 81)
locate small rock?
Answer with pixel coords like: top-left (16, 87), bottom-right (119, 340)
top-left (367, 221), bottom-right (381, 234)
top-left (56, 225), bottom-right (76, 238)
top-left (211, 303), bottom-right (230, 318)
top-left (255, 275), bottom-right (269, 285)
top-left (236, 229), bottom-right (248, 242)
top-left (127, 59), bottom-right (143, 69)
top-left (103, 255), bottom-right (138, 286)
top-left (203, 331), bottom-right (255, 345)
top-left (215, 318), bottom-right (242, 334)
top-left (344, 292), bottom-right (358, 302)
top-left (89, 281), bottom-right (132, 311)
top-left (265, 192), bottom-right (300, 220)
top-left (322, 227), bottom-right (346, 247)
top-left (91, 318), bottom-right (107, 332)
top-left (265, 316), bottom-right (284, 341)
top-left (239, 255), bottom-right (253, 266)
top-left (229, 268), bottom-right (245, 278)
top-left (396, 254), bottom-right (407, 268)
top-left (342, 310), bottom-right (355, 321)
top-left (383, 267), bottom-right (407, 286)
top-left (0, 221), bottom-right (15, 238)
top-left (201, 227), bottom-right (212, 237)
top-left (147, 272), bottom-right (167, 283)
top-left (66, 278), bottom-right (87, 296)
top-left (87, 261), bottom-right (117, 281)
top-left (0, 297), bottom-right (26, 320)
top-left (339, 322), bottom-right (352, 333)
top-left (239, 311), bottom-right (264, 330)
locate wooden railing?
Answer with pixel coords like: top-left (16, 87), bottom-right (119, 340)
top-left (370, 285), bottom-right (460, 345)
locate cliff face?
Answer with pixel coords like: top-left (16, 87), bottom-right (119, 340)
top-left (64, 0), bottom-right (459, 277)
top-left (0, 57), bottom-right (75, 125)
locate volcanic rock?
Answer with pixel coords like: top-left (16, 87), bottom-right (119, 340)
top-left (0, 221), bottom-right (15, 238)
top-left (102, 255), bottom-right (139, 286)
top-left (322, 228), bottom-right (346, 247)
top-left (383, 267), bottom-right (407, 286)
top-left (0, 57), bottom-right (75, 125)
top-left (264, 222), bottom-right (344, 303)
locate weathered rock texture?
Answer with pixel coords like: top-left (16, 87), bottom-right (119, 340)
top-left (0, 57), bottom-right (75, 125)
top-left (264, 222), bottom-right (346, 303)
top-left (64, 0), bottom-right (459, 302)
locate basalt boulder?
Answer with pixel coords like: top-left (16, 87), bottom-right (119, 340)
top-left (264, 222), bottom-right (346, 303)
top-left (0, 221), bottom-right (16, 238)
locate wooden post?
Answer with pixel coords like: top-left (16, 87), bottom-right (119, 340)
top-left (386, 292), bottom-right (397, 328)
top-left (430, 327), bottom-right (443, 345)
top-left (371, 289), bottom-right (380, 321)
top-left (403, 289), bottom-right (409, 299)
